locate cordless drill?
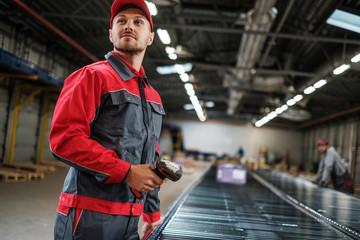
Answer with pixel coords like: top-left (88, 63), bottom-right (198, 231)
top-left (131, 158), bottom-right (183, 200)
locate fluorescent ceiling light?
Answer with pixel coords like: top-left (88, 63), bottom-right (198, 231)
top-left (314, 79), bottom-right (327, 88)
top-left (184, 83), bottom-right (193, 91)
top-left (165, 46), bottom-right (175, 54)
top-left (156, 63), bottom-right (193, 75)
top-left (271, 7), bottom-right (278, 15)
top-left (275, 107), bottom-right (283, 114)
top-left (205, 101), bottom-right (215, 108)
top-left (286, 99), bottom-right (296, 106)
top-left (184, 83), bottom-right (195, 96)
top-left (255, 121), bottom-right (263, 127)
top-left (183, 103), bottom-right (194, 110)
top-left (168, 53), bottom-right (177, 60)
top-left (190, 95), bottom-right (199, 105)
top-left (351, 53), bottom-right (360, 63)
top-left (145, 1), bottom-right (158, 16)
top-left (333, 64), bottom-right (350, 75)
top-left (174, 64), bottom-right (185, 74)
top-left (157, 28), bottom-right (171, 44)
top-left (180, 73), bottom-right (189, 82)
top-left (304, 86), bottom-right (315, 95)
top-left (198, 114), bottom-right (206, 122)
top-left (293, 94), bottom-right (303, 102)
top-left (281, 104), bottom-right (288, 112)
top-left (268, 111), bottom-right (277, 119)
top-left (262, 116), bottom-right (270, 124)
top-left (194, 104), bottom-right (202, 112)
top-left (326, 9), bottom-right (360, 34)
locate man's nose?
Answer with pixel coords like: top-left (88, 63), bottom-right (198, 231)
top-left (124, 21), bottom-right (134, 31)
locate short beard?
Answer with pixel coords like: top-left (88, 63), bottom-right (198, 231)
top-left (115, 46), bottom-right (143, 56)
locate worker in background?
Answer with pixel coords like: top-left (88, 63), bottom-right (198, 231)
top-left (313, 138), bottom-right (354, 194)
top-left (49, 0), bottom-right (165, 239)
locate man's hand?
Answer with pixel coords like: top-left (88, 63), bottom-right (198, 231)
top-left (124, 164), bottom-right (163, 193)
top-left (319, 180), bottom-right (328, 187)
top-left (142, 217), bottom-right (163, 236)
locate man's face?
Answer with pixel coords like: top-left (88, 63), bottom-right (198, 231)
top-left (317, 144), bottom-right (328, 154)
top-left (109, 8), bottom-right (154, 55)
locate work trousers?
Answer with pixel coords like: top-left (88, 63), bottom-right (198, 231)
top-left (331, 170), bottom-right (354, 194)
top-left (54, 208), bottom-right (140, 240)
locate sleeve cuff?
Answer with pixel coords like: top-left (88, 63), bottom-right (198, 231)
top-left (105, 160), bottom-right (131, 183)
top-left (142, 211), bottom-right (161, 223)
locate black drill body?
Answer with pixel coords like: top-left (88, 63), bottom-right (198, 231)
top-left (131, 158), bottom-right (183, 200)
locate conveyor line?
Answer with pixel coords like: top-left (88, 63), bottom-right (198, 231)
top-left (145, 167), bottom-right (360, 240)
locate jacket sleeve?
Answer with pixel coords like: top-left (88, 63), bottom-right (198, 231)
top-left (142, 187), bottom-right (161, 223)
top-left (314, 158), bottom-right (324, 183)
top-left (321, 150), bottom-right (335, 182)
top-left (49, 67), bottom-right (130, 184)
top-left (142, 141), bottom-right (162, 223)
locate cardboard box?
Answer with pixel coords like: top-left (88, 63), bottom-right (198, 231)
top-left (216, 164), bottom-right (247, 184)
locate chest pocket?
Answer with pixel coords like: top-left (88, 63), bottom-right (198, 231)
top-left (149, 101), bottom-right (165, 139)
top-left (108, 90), bottom-right (142, 136)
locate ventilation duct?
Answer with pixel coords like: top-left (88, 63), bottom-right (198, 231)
top-left (224, 0), bottom-right (278, 115)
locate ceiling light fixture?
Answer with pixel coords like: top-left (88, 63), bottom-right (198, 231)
top-left (281, 104), bottom-right (288, 112)
top-left (168, 53), bottom-right (177, 60)
top-left (145, 1), bottom-right (158, 16)
top-left (180, 73), bottom-right (189, 82)
top-left (351, 53), bottom-right (360, 63)
top-left (165, 46), bottom-right (175, 54)
top-left (333, 64), bottom-right (350, 75)
top-left (183, 103), bottom-right (194, 110)
top-left (275, 107), bottom-right (284, 114)
top-left (157, 28), bottom-right (171, 44)
top-left (326, 9), bottom-right (360, 34)
top-left (156, 63), bottom-right (193, 75)
top-left (304, 86), bottom-right (316, 95)
top-left (174, 64), bottom-right (185, 74)
top-left (205, 101), bottom-right (215, 108)
top-left (268, 111), bottom-right (277, 119)
top-left (293, 94), bottom-right (303, 102)
top-left (184, 83), bottom-right (195, 96)
top-left (286, 99), bottom-right (296, 106)
top-left (313, 79), bottom-right (327, 88)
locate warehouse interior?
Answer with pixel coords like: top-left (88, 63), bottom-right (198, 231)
top-left (0, 0), bottom-right (360, 239)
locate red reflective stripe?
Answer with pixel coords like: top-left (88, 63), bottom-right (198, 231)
top-left (57, 204), bottom-right (70, 216)
top-left (142, 211), bottom-right (160, 223)
top-left (58, 192), bottom-right (144, 216)
top-left (73, 209), bottom-right (83, 234)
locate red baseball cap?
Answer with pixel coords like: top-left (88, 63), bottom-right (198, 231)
top-left (110, 0), bottom-right (153, 32)
top-left (317, 138), bottom-right (328, 145)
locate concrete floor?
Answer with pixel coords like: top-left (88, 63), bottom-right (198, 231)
top-left (0, 162), bottom-right (210, 240)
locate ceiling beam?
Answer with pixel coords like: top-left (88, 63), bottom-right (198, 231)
top-left (156, 23), bottom-right (360, 45)
top-left (149, 58), bottom-right (320, 78)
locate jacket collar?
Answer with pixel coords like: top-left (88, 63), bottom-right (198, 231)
top-left (104, 51), bottom-right (149, 86)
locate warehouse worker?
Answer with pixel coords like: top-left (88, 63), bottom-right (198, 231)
top-left (49, 0), bottom-right (165, 239)
top-left (313, 138), bottom-right (354, 194)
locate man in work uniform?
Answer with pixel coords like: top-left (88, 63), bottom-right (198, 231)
top-left (49, 0), bottom-right (165, 239)
top-left (313, 138), bottom-right (354, 194)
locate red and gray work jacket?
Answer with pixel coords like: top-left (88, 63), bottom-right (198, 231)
top-left (49, 51), bottom-right (165, 223)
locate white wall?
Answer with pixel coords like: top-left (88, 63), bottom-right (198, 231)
top-left (164, 119), bottom-right (303, 165)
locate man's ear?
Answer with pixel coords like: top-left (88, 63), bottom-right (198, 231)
top-left (147, 32), bottom-right (155, 46)
top-left (109, 29), bottom-right (113, 43)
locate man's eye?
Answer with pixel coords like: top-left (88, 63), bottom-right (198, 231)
top-left (135, 20), bottom-right (143, 25)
